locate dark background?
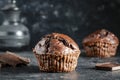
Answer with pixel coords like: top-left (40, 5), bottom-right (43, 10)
top-left (0, 0), bottom-right (120, 52)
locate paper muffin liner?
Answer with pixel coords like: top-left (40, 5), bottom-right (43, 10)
top-left (34, 52), bottom-right (80, 72)
top-left (83, 41), bottom-right (118, 58)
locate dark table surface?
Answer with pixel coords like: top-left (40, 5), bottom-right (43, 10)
top-left (0, 51), bottom-right (120, 80)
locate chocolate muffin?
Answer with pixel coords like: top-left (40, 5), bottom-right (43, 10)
top-left (82, 29), bottom-right (119, 58)
top-left (33, 33), bottom-right (80, 72)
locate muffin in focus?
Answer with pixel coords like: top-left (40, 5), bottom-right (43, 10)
top-left (33, 33), bottom-right (80, 72)
top-left (82, 29), bottom-right (119, 58)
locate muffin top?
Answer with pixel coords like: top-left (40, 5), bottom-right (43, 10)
top-left (33, 33), bottom-right (80, 54)
top-left (83, 29), bottom-right (119, 45)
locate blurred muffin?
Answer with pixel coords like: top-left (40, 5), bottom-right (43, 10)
top-left (82, 29), bottom-right (119, 58)
top-left (33, 33), bottom-right (80, 72)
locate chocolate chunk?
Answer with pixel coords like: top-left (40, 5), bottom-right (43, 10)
top-left (0, 51), bottom-right (30, 68)
top-left (58, 38), bottom-right (69, 47)
top-left (95, 62), bottom-right (120, 71)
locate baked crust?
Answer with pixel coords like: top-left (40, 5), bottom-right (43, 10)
top-left (83, 29), bottom-right (119, 45)
top-left (34, 33), bottom-right (80, 55)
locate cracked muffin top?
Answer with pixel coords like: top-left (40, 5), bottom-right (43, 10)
top-left (82, 29), bottom-right (119, 45)
top-left (33, 33), bottom-right (80, 54)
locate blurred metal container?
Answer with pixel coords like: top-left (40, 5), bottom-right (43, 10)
top-left (0, 0), bottom-right (30, 50)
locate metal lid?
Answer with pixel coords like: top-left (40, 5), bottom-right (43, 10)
top-left (1, 0), bottom-right (19, 12)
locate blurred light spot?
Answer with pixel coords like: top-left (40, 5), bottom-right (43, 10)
top-left (53, 10), bottom-right (59, 17)
top-left (41, 15), bottom-right (47, 19)
top-left (16, 31), bottom-right (23, 36)
top-left (50, 4), bottom-right (54, 8)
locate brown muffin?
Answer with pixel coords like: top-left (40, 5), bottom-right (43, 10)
top-left (33, 33), bottom-right (80, 72)
top-left (82, 29), bottom-right (119, 58)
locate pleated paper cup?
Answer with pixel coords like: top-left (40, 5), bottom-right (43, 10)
top-left (83, 41), bottom-right (118, 58)
top-left (34, 52), bottom-right (80, 72)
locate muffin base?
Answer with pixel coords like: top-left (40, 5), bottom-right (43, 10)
top-left (34, 52), bottom-right (80, 72)
top-left (83, 41), bottom-right (118, 58)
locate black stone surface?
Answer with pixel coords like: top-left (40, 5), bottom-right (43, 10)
top-left (0, 0), bottom-right (120, 51)
top-left (1, 51), bottom-right (120, 80)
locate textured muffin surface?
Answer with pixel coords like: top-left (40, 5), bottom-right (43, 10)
top-left (83, 29), bottom-right (119, 58)
top-left (83, 29), bottom-right (119, 45)
top-left (34, 33), bottom-right (80, 55)
top-left (33, 33), bottom-right (80, 72)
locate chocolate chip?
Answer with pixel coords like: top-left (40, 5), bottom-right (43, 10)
top-left (70, 44), bottom-right (74, 50)
top-left (45, 39), bottom-right (50, 53)
top-left (58, 38), bottom-right (69, 47)
top-left (39, 44), bottom-right (41, 47)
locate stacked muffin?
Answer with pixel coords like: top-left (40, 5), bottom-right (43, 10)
top-left (33, 33), bottom-right (80, 72)
top-left (82, 29), bottom-right (119, 58)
